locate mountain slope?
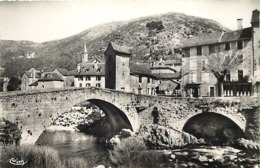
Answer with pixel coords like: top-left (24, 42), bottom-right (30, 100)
top-left (0, 12), bottom-right (229, 77)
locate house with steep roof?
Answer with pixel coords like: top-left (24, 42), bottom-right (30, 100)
top-left (37, 72), bottom-right (64, 89)
top-left (180, 9), bottom-right (259, 97)
top-left (53, 68), bottom-right (75, 87)
top-left (130, 63), bottom-right (158, 95)
top-left (150, 58), bottom-right (181, 95)
top-left (73, 63), bottom-right (105, 88)
top-left (72, 44), bottom-right (106, 88)
top-left (21, 68), bottom-right (42, 91)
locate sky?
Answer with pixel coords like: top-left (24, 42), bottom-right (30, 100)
top-left (0, 0), bottom-right (259, 43)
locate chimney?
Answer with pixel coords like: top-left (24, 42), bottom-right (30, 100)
top-left (33, 70), bottom-right (36, 81)
top-left (237, 18), bottom-right (243, 30)
top-left (77, 63), bottom-right (81, 72)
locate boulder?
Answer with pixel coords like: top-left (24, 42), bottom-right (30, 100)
top-left (120, 129), bottom-right (134, 138)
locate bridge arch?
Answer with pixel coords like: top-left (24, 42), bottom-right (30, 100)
top-left (182, 112), bottom-right (245, 144)
top-left (0, 88), bottom-right (140, 144)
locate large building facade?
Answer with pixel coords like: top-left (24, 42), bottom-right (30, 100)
top-left (181, 9), bottom-right (259, 97)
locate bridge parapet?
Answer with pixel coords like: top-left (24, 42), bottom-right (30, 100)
top-left (0, 88), bottom-right (259, 144)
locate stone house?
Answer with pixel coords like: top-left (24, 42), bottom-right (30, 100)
top-left (53, 68), bottom-right (74, 87)
top-left (150, 59), bottom-right (181, 95)
top-left (37, 72), bottom-right (64, 89)
top-left (21, 68), bottom-right (42, 91)
top-left (180, 9), bottom-right (259, 97)
top-left (130, 63), bottom-right (158, 95)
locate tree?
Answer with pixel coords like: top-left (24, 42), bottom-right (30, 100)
top-left (205, 49), bottom-right (244, 97)
top-left (7, 77), bottom-right (21, 91)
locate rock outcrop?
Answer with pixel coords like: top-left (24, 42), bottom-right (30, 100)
top-left (139, 124), bottom-right (200, 149)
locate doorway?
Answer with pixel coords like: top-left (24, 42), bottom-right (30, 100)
top-left (209, 87), bottom-right (215, 97)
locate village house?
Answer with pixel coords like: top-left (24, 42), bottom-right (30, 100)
top-left (104, 42), bottom-right (158, 95)
top-left (53, 68), bottom-right (74, 87)
top-left (37, 72), bottom-right (64, 89)
top-left (180, 9), bottom-right (259, 97)
top-left (73, 44), bottom-right (105, 88)
top-left (21, 68), bottom-right (42, 91)
top-left (150, 58), bottom-right (181, 95)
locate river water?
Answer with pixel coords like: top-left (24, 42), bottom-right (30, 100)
top-left (36, 130), bottom-right (107, 160)
top-left (36, 130), bottom-right (259, 168)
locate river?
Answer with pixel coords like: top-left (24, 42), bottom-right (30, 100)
top-left (35, 129), bottom-right (259, 168)
top-left (36, 130), bottom-right (108, 161)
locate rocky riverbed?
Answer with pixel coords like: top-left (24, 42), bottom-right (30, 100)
top-left (51, 106), bottom-right (105, 131)
top-left (162, 146), bottom-right (260, 168)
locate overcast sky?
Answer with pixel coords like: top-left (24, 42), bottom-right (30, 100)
top-left (0, 0), bottom-right (259, 43)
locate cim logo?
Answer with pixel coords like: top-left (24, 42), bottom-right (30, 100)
top-left (9, 158), bottom-right (28, 166)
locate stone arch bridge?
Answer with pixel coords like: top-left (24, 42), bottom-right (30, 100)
top-left (0, 87), bottom-right (258, 144)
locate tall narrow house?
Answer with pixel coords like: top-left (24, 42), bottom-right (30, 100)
top-left (104, 42), bottom-right (131, 91)
top-left (251, 9), bottom-right (260, 96)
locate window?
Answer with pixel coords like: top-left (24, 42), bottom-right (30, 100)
top-left (226, 70), bottom-right (231, 81)
top-left (148, 77), bottom-right (151, 83)
top-left (78, 77), bottom-right (83, 81)
top-left (238, 70), bottom-right (243, 81)
top-left (138, 88), bottom-right (142, 94)
top-left (96, 76), bottom-right (101, 81)
top-left (96, 83), bottom-right (101, 87)
top-left (190, 59), bottom-right (197, 71)
top-left (237, 41), bottom-right (243, 49)
top-left (197, 46), bottom-right (202, 55)
top-left (42, 85), bottom-right (44, 89)
top-left (79, 83), bottom-right (82, 87)
top-left (238, 54), bottom-right (243, 64)
top-left (225, 43), bottom-right (230, 50)
top-left (122, 71), bottom-right (125, 79)
top-left (189, 73), bottom-right (197, 83)
top-left (121, 87), bottom-right (125, 91)
top-left (201, 60), bottom-right (206, 71)
top-left (86, 77), bottom-right (91, 81)
top-left (86, 83), bottom-right (91, 87)
top-left (209, 45), bottom-right (215, 54)
top-left (183, 48), bottom-right (190, 57)
top-left (139, 76), bottom-right (142, 83)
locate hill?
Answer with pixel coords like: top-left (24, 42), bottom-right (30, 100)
top-left (0, 12), bottom-right (229, 77)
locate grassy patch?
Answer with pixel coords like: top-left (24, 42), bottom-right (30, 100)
top-left (109, 137), bottom-right (167, 168)
top-left (0, 145), bottom-right (98, 168)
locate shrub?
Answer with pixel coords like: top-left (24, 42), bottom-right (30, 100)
top-left (146, 21), bottom-right (164, 31)
top-left (109, 137), bottom-right (167, 168)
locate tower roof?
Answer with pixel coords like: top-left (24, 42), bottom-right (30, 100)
top-left (251, 9), bottom-right (260, 24)
top-left (110, 42), bottom-right (132, 55)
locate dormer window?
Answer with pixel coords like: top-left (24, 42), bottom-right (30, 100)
top-left (225, 43), bottom-right (230, 50)
top-left (96, 76), bottom-right (101, 81)
top-left (197, 46), bottom-right (202, 55)
top-left (139, 76), bottom-right (142, 83)
top-left (86, 77), bottom-right (91, 81)
top-left (237, 41), bottom-right (243, 49)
